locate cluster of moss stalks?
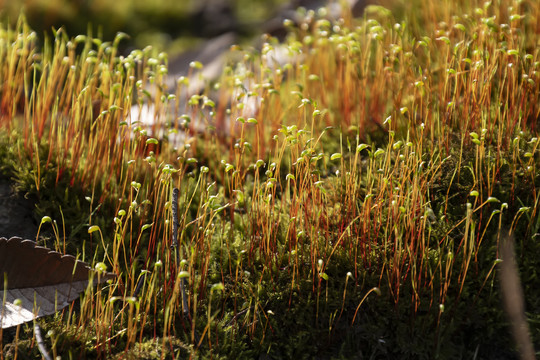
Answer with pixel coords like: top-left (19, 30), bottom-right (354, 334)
top-left (0, 0), bottom-right (539, 359)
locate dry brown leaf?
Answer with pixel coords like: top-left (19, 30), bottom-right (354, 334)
top-left (0, 237), bottom-right (115, 328)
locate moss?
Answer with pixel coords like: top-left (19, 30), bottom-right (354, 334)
top-left (1, 1), bottom-right (540, 358)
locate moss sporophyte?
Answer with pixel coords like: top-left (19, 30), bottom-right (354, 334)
top-left (0, 1), bottom-right (539, 358)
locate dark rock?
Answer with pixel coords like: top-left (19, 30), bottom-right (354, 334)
top-left (190, 0), bottom-right (239, 37)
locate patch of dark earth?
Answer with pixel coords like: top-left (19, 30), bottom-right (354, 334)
top-left (0, 177), bottom-right (38, 240)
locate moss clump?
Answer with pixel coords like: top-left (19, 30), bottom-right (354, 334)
top-left (0, 0), bottom-right (539, 358)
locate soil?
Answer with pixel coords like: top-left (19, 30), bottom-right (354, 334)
top-left (0, 177), bottom-right (38, 240)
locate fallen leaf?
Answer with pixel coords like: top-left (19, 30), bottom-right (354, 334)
top-left (0, 237), bottom-right (115, 328)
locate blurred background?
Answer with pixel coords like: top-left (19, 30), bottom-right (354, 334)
top-left (0, 0), bottom-right (305, 55)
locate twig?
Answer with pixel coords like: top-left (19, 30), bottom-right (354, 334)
top-left (170, 188), bottom-right (189, 317)
top-left (171, 188), bottom-right (180, 253)
top-left (34, 322), bottom-right (52, 360)
top-left (133, 273), bottom-right (146, 298)
top-left (499, 232), bottom-right (536, 360)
